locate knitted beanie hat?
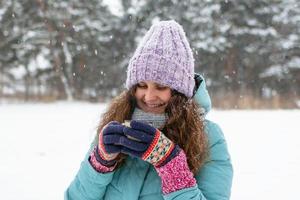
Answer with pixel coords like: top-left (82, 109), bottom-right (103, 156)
top-left (126, 20), bottom-right (195, 98)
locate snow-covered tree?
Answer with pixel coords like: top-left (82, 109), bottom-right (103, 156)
top-left (0, 0), bottom-right (299, 107)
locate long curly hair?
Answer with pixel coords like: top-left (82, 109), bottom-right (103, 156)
top-left (95, 86), bottom-right (208, 175)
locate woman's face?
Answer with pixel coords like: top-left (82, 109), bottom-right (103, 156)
top-left (134, 81), bottom-right (172, 114)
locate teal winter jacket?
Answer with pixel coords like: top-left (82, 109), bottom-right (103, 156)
top-left (65, 75), bottom-right (233, 200)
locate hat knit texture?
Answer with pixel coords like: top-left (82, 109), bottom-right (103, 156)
top-left (126, 20), bottom-right (195, 98)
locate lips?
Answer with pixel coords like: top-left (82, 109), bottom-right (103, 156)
top-left (146, 104), bottom-right (164, 108)
top-left (145, 102), bottom-right (166, 108)
top-left (137, 100), bottom-right (167, 113)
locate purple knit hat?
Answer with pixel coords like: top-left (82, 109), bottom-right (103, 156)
top-left (126, 20), bottom-right (195, 98)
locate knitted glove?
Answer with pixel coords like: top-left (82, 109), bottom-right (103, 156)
top-left (121, 120), bottom-right (196, 194)
top-left (121, 120), bottom-right (180, 167)
top-left (94, 121), bottom-right (125, 166)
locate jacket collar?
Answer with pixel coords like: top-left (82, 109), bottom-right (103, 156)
top-left (193, 73), bottom-right (212, 115)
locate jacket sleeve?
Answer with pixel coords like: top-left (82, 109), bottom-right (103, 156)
top-left (162, 120), bottom-right (233, 200)
top-left (64, 142), bottom-right (115, 200)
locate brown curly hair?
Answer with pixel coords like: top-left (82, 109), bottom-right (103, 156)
top-left (95, 86), bottom-right (208, 175)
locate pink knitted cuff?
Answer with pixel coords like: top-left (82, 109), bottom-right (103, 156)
top-left (155, 150), bottom-right (196, 194)
top-left (89, 149), bottom-right (116, 173)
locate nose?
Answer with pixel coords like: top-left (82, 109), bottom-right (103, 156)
top-left (144, 88), bottom-right (157, 102)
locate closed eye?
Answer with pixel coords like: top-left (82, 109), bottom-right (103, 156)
top-left (155, 84), bottom-right (168, 90)
top-left (137, 83), bottom-right (147, 89)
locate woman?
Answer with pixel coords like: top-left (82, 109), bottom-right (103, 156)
top-left (65, 20), bottom-right (233, 200)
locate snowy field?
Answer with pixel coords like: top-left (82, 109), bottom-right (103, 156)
top-left (0, 102), bottom-right (299, 200)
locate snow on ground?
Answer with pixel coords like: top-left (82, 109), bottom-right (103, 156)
top-left (0, 102), bottom-right (299, 200)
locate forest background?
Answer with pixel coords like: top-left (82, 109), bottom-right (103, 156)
top-left (1, 0), bottom-right (299, 109)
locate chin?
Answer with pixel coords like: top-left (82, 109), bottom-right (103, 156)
top-left (140, 105), bottom-right (165, 114)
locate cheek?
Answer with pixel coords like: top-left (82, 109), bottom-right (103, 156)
top-left (160, 90), bottom-right (172, 102)
top-left (134, 89), bottom-right (143, 101)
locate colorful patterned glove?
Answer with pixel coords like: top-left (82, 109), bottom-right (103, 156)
top-left (94, 121), bottom-right (125, 166)
top-left (121, 121), bottom-right (196, 194)
top-left (121, 120), bottom-right (180, 167)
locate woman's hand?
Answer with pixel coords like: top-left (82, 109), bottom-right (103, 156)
top-left (120, 120), bottom-right (180, 167)
top-left (96, 121), bottom-right (125, 166)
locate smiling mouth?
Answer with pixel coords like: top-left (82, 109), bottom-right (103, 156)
top-left (144, 103), bottom-right (166, 108)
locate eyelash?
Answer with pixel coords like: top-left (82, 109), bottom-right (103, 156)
top-left (156, 86), bottom-right (167, 90)
top-left (137, 84), bottom-right (147, 88)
